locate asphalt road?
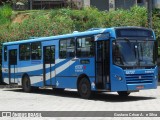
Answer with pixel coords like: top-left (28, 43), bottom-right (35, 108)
top-left (0, 86), bottom-right (160, 120)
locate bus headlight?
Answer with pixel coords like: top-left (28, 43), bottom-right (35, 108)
top-left (154, 75), bottom-right (158, 79)
top-left (115, 75), bottom-right (123, 81)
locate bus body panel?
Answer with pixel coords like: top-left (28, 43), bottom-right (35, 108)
top-left (110, 65), bottom-right (127, 91)
top-left (125, 67), bottom-right (158, 91)
top-left (110, 65), bottom-right (158, 92)
top-left (16, 62), bottom-right (43, 86)
top-left (55, 58), bottom-right (95, 89)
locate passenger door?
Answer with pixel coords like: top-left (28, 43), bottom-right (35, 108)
top-left (95, 36), bottom-right (110, 89)
top-left (43, 45), bottom-right (56, 86)
top-left (9, 49), bottom-right (18, 84)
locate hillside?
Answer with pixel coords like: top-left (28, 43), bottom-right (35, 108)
top-left (1, 5), bottom-right (160, 43)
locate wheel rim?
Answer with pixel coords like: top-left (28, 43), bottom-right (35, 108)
top-left (26, 79), bottom-right (29, 88)
top-left (78, 78), bottom-right (91, 99)
top-left (23, 76), bottom-right (30, 92)
top-left (81, 84), bottom-right (88, 94)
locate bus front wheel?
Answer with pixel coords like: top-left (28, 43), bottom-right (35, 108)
top-left (22, 76), bottom-right (31, 93)
top-left (117, 91), bottom-right (130, 97)
top-left (78, 77), bottom-right (92, 99)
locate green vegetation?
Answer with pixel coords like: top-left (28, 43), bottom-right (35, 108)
top-left (1, 5), bottom-right (160, 42)
top-left (0, 4), bottom-right (12, 25)
top-left (0, 5), bottom-right (160, 83)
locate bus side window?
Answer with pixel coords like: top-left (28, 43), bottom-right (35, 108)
top-left (4, 46), bottom-right (7, 61)
top-left (44, 46), bottom-right (55, 64)
top-left (31, 42), bottom-right (41, 60)
top-left (76, 36), bottom-right (94, 58)
top-left (59, 38), bottom-right (75, 59)
top-left (66, 39), bottom-right (75, 58)
top-left (60, 40), bottom-right (67, 58)
top-left (19, 43), bottom-right (30, 61)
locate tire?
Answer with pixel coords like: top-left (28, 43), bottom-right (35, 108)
top-left (78, 77), bottom-right (92, 99)
top-left (117, 91), bottom-right (130, 97)
top-left (22, 76), bottom-right (31, 93)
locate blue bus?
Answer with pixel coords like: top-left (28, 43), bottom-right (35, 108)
top-left (2, 27), bottom-right (158, 99)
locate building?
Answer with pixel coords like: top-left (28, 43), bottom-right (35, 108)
top-left (1, 0), bottom-right (159, 10)
top-left (89, 0), bottom-right (147, 11)
top-left (86, 0), bottom-right (160, 11)
top-left (29, 0), bottom-right (67, 10)
top-left (0, 0), bottom-right (8, 6)
top-left (153, 0), bottom-right (160, 9)
top-left (22, 0), bottom-right (138, 10)
top-left (28, 0), bottom-right (85, 10)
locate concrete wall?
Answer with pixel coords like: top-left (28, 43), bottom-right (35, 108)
top-left (115, 0), bottom-right (136, 10)
top-left (83, 0), bottom-right (90, 7)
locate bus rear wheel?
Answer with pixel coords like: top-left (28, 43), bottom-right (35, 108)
top-left (78, 77), bottom-right (92, 99)
top-left (117, 91), bottom-right (130, 97)
top-left (22, 76), bottom-right (31, 93)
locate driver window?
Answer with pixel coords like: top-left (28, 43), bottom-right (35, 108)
top-left (113, 42), bottom-right (123, 65)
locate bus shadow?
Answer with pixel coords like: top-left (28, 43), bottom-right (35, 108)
top-left (3, 88), bottom-right (156, 102)
top-left (91, 92), bottom-right (156, 102)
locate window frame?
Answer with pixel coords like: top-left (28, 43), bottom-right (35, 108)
top-left (59, 38), bottom-right (75, 59)
top-left (44, 45), bottom-right (55, 64)
top-left (31, 42), bottom-right (42, 60)
top-left (76, 35), bottom-right (95, 58)
top-left (19, 43), bottom-right (31, 61)
top-left (4, 46), bottom-right (7, 62)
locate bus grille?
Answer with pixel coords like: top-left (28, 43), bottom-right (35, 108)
top-left (125, 73), bottom-right (153, 84)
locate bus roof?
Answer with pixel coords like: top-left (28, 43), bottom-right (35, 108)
top-left (3, 28), bottom-right (109, 46)
top-left (2, 26), bottom-right (154, 46)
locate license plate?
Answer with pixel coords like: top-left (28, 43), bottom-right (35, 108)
top-left (136, 86), bottom-right (144, 89)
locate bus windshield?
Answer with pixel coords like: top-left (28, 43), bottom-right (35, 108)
top-left (112, 39), bottom-right (156, 68)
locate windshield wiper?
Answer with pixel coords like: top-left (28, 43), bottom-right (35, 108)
top-left (124, 38), bottom-right (131, 45)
